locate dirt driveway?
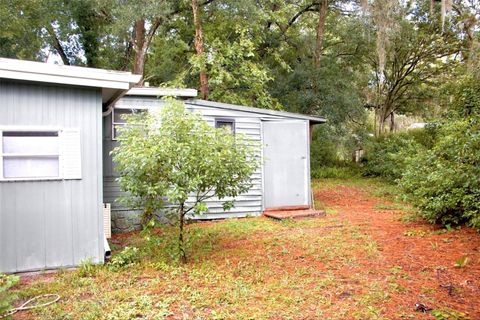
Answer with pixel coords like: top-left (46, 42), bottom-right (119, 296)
top-left (315, 181), bottom-right (480, 319)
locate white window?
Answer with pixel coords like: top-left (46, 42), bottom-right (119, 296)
top-left (0, 128), bottom-right (82, 181)
top-left (112, 108), bottom-right (144, 140)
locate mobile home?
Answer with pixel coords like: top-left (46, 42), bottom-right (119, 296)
top-left (0, 58), bottom-right (140, 273)
top-left (0, 58), bottom-right (325, 273)
top-left (104, 88), bottom-right (325, 232)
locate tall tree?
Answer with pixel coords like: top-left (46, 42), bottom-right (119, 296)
top-left (191, 0), bottom-right (209, 99)
top-left (365, 9), bottom-right (460, 134)
top-left (113, 1), bottom-right (179, 77)
top-left (315, 0), bottom-right (328, 68)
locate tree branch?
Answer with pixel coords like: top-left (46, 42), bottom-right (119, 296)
top-left (288, 2), bottom-right (319, 26)
top-left (46, 24), bottom-right (70, 65)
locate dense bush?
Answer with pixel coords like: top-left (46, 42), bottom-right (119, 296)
top-left (310, 124), bottom-right (369, 176)
top-left (108, 246), bottom-right (139, 271)
top-left (310, 126), bottom-right (341, 169)
top-left (399, 77), bottom-right (480, 229)
top-left (0, 273), bottom-right (20, 316)
top-left (362, 128), bottom-right (434, 180)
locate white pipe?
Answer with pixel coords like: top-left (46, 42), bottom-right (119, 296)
top-left (102, 105), bottom-right (113, 117)
top-left (104, 236), bottom-right (111, 261)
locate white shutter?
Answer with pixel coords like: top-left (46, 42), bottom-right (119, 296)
top-left (61, 128), bottom-right (82, 179)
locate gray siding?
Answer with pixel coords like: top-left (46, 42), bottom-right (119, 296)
top-left (0, 80), bottom-right (104, 273)
top-left (104, 97), bottom-right (277, 222)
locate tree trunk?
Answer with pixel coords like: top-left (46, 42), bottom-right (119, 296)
top-left (141, 206), bottom-right (154, 227)
top-left (314, 0), bottom-right (328, 68)
top-left (178, 203), bottom-right (187, 264)
top-left (389, 112), bottom-right (395, 132)
top-left (192, 0), bottom-right (209, 99)
top-left (378, 117), bottom-right (385, 135)
top-left (377, 107), bottom-right (389, 136)
top-left (133, 19), bottom-right (146, 78)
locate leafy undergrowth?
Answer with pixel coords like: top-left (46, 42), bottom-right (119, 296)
top-left (11, 178), bottom-right (480, 320)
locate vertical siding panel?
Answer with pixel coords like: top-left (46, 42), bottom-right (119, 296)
top-left (15, 183), bottom-right (46, 270)
top-left (86, 90), bottom-right (98, 262)
top-left (0, 80), bottom-right (103, 272)
top-left (44, 87), bottom-right (73, 267)
top-left (95, 90), bottom-right (104, 262)
top-left (0, 181), bottom-right (17, 272)
top-left (72, 89), bottom-right (86, 264)
top-left (45, 181), bottom-right (72, 267)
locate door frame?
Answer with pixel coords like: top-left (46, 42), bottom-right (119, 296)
top-left (260, 119), bottom-right (312, 210)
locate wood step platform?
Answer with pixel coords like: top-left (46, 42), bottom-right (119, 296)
top-left (263, 206), bottom-right (326, 220)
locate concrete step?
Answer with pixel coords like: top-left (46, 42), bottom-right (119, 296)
top-left (263, 208), bottom-right (326, 220)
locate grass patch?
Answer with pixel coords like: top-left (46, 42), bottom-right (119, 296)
top-left (11, 177), bottom-right (476, 319)
top-left (311, 165), bottom-right (362, 179)
top-left (374, 203), bottom-right (406, 210)
top-left (12, 215), bottom-right (394, 319)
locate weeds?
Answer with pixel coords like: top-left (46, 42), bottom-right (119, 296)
top-left (454, 256), bottom-right (469, 268)
top-left (431, 309), bottom-right (470, 320)
top-left (107, 246), bottom-right (139, 271)
top-left (311, 166), bottom-right (362, 179)
top-left (78, 258), bottom-right (99, 277)
top-left (0, 273), bottom-right (20, 317)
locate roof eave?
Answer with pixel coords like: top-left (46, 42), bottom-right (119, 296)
top-left (0, 58), bottom-right (142, 106)
top-left (126, 87), bottom-right (198, 97)
top-left (187, 99), bottom-right (326, 124)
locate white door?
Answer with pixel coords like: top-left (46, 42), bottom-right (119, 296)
top-left (263, 120), bottom-right (309, 209)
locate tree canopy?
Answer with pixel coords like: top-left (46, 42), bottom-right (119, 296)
top-left (1, 0), bottom-right (479, 157)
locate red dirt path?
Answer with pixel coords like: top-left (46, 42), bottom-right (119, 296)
top-left (315, 185), bottom-right (480, 319)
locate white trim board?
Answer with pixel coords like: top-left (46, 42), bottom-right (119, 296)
top-left (127, 87), bottom-right (198, 97)
top-left (0, 58), bottom-right (142, 107)
top-left (0, 58), bottom-right (141, 89)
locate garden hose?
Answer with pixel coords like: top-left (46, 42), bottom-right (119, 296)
top-left (0, 294), bottom-right (60, 318)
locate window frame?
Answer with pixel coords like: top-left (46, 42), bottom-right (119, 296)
top-left (112, 107), bottom-right (145, 140)
top-left (215, 118), bottom-right (236, 135)
top-left (0, 126), bottom-right (63, 182)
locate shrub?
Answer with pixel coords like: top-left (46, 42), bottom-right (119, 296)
top-left (399, 76), bottom-right (480, 229)
top-left (362, 129), bottom-right (431, 181)
top-left (399, 119), bottom-right (480, 228)
top-left (111, 100), bottom-right (260, 263)
top-left (0, 273), bottom-right (20, 317)
top-left (310, 126), bottom-right (340, 169)
top-left (108, 247), bottom-right (139, 271)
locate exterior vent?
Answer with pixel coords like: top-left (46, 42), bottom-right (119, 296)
top-left (103, 203), bottom-right (112, 239)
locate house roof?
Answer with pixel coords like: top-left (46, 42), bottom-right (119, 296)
top-left (188, 99), bottom-right (326, 124)
top-left (126, 87), bottom-right (326, 124)
top-left (0, 58), bottom-right (141, 107)
top-left (127, 87), bottom-right (198, 97)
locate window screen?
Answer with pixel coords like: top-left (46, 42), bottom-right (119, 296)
top-left (1, 131), bottom-right (60, 179)
top-left (112, 108), bottom-right (144, 139)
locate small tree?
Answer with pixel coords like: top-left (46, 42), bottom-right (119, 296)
top-left (111, 100), bottom-right (259, 263)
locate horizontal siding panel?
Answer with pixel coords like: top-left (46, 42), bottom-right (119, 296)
top-left (105, 96), bottom-right (266, 223)
top-left (188, 108), bottom-right (264, 119)
top-left (235, 123), bottom-right (262, 129)
top-left (190, 211), bottom-right (262, 220)
top-left (236, 128), bottom-right (261, 135)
